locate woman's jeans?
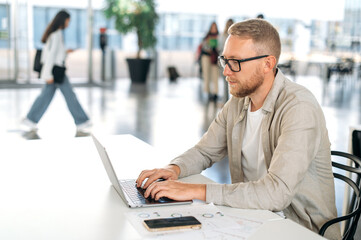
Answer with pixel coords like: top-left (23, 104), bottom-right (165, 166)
top-left (26, 75), bottom-right (89, 125)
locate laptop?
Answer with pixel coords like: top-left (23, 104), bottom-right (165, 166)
top-left (91, 134), bottom-right (193, 208)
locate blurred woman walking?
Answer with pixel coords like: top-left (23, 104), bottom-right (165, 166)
top-left (22, 10), bottom-right (91, 134)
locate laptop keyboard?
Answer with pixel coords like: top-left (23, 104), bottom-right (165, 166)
top-left (119, 179), bottom-right (147, 204)
top-left (119, 179), bottom-right (175, 205)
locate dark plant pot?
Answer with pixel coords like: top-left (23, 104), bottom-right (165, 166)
top-left (126, 58), bottom-right (152, 83)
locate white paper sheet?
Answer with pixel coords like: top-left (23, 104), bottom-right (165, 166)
top-left (125, 203), bottom-right (264, 239)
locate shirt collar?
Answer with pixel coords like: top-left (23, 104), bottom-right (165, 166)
top-left (261, 68), bottom-right (286, 113)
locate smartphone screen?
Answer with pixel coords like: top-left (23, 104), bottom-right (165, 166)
top-left (143, 216), bottom-right (201, 231)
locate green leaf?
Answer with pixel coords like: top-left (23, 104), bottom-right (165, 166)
top-left (103, 0), bottom-right (159, 58)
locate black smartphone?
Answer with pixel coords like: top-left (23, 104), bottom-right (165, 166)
top-left (143, 216), bottom-right (201, 232)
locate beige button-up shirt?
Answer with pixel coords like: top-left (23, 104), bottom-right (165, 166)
top-left (171, 70), bottom-right (340, 239)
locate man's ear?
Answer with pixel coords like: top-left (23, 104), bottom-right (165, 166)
top-left (264, 56), bottom-right (277, 73)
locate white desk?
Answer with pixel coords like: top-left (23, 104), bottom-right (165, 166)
top-left (0, 135), bottom-right (325, 239)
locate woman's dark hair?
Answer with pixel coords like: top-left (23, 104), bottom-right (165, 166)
top-left (223, 18), bottom-right (234, 35)
top-left (41, 10), bottom-right (70, 43)
top-left (204, 21), bottom-right (219, 40)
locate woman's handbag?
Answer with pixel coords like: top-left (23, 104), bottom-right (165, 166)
top-left (210, 49), bottom-right (219, 65)
top-left (33, 49), bottom-right (43, 73)
top-left (52, 65), bottom-right (66, 84)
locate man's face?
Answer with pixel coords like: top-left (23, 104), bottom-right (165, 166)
top-left (222, 35), bottom-right (265, 98)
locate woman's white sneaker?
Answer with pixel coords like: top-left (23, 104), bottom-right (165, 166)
top-left (21, 118), bottom-right (38, 132)
top-left (76, 120), bottom-right (92, 132)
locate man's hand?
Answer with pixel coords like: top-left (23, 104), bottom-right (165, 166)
top-left (46, 79), bottom-right (54, 84)
top-left (136, 165), bottom-right (180, 189)
top-left (144, 180), bottom-right (206, 201)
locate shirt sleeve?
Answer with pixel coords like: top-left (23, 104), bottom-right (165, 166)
top-left (40, 32), bottom-right (60, 81)
top-left (205, 102), bottom-right (325, 212)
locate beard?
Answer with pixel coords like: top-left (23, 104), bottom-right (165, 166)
top-left (227, 67), bottom-right (264, 98)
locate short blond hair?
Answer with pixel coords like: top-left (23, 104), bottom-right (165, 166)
top-left (228, 19), bottom-right (281, 65)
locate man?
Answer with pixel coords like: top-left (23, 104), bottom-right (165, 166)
top-left (137, 19), bottom-right (340, 239)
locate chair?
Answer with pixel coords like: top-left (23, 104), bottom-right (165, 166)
top-left (278, 58), bottom-right (296, 80)
top-left (352, 130), bottom-right (361, 159)
top-left (319, 151), bottom-right (361, 239)
top-left (326, 58), bottom-right (354, 84)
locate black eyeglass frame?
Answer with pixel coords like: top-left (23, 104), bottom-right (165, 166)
top-left (218, 55), bottom-right (269, 72)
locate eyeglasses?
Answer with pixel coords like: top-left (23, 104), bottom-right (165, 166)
top-left (218, 55), bottom-right (269, 72)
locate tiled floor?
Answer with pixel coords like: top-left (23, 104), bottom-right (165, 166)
top-left (1, 73), bottom-right (360, 237)
top-left (1, 74), bottom-right (361, 175)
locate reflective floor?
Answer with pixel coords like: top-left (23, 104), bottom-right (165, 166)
top-left (2, 73), bottom-right (361, 178)
top-left (1, 73), bottom-right (361, 236)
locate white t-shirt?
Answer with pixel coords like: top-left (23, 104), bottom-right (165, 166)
top-left (241, 106), bottom-right (267, 182)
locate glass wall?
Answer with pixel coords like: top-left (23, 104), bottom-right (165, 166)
top-left (16, 0), bottom-right (31, 82)
top-left (0, 2), bottom-right (13, 82)
top-left (157, 13), bottom-right (216, 51)
top-left (0, 0), bottom-right (30, 83)
top-left (0, 0), bottom-right (359, 83)
top-left (344, 0), bottom-right (361, 52)
top-left (33, 7), bottom-right (122, 50)
top-left (32, 8), bottom-right (216, 52)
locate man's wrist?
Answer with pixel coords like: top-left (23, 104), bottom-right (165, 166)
top-left (167, 164), bottom-right (181, 177)
top-left (194, 184), bottom-right (206, 201)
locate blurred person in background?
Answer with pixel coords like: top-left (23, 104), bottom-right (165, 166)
top-left (219, 18), bottom-right (234, 102)
top-left (257, 13), bottom-right (264, 19)
top-left (21, 10), bottom-right (91, 135)
top-left (200, 22), bottom-right (219, 101)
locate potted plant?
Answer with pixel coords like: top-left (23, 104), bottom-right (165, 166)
top-left (104, 0), bottom-right (158, 83)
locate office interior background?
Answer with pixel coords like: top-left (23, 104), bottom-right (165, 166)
top-left (1, 0), bottom-right (361, 237)
top-left (1, 0), bottom-right (358, 83)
